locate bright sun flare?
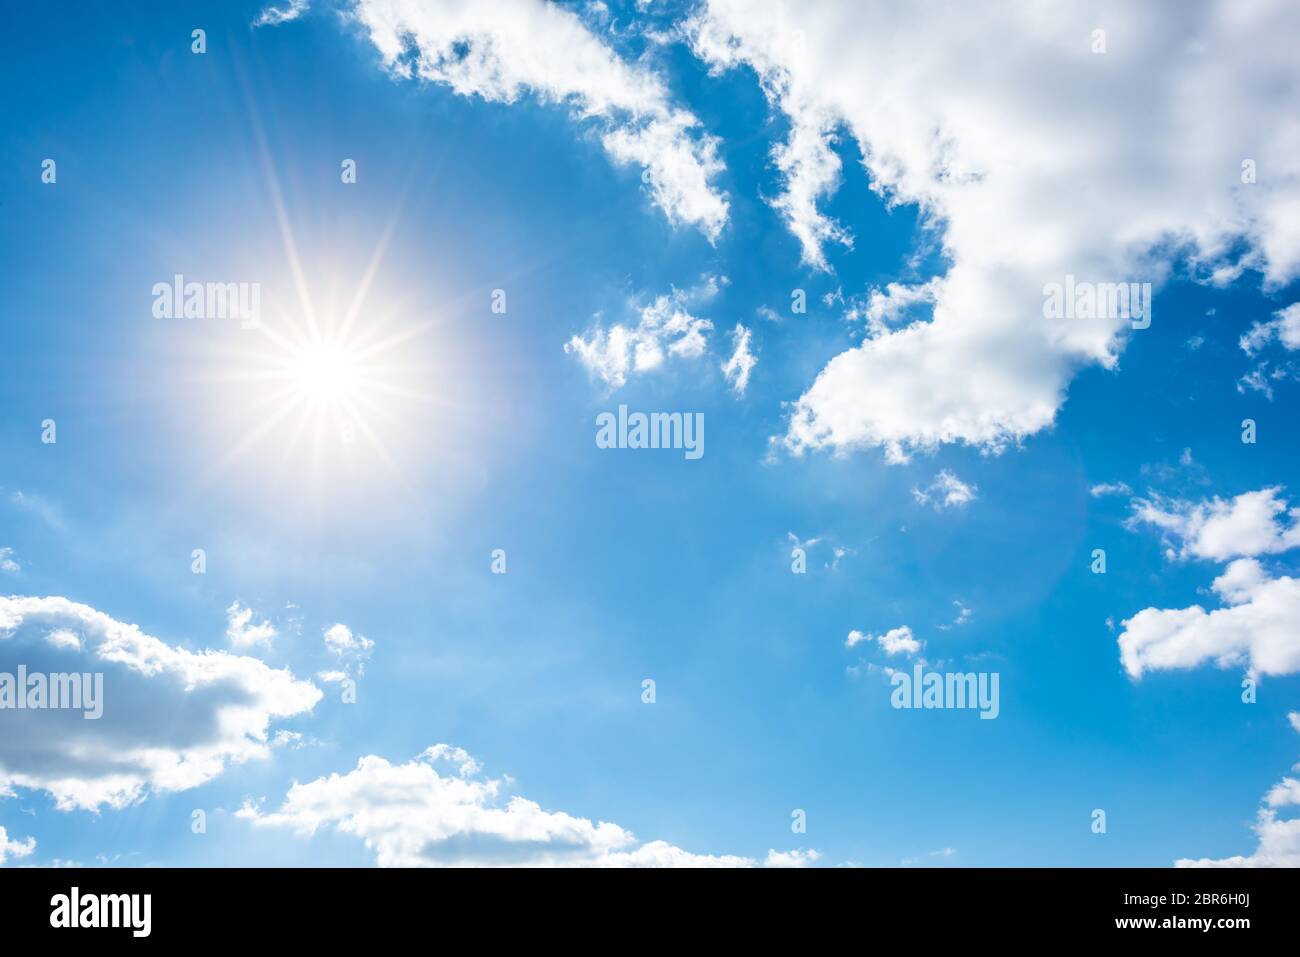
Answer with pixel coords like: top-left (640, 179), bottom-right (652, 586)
top-left (288, 342), bottom-right (363, 404)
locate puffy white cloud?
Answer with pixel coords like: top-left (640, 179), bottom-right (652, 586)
top-left (846, 625), bottom-right (920, 657)
top-left (0, 597), bottom-right (321, 810)
top-left (225, 601), bottom-right (278, 649)
top-left (323, 623), bottom-right (373, 657)
top-left (689, 0), bottom-right (1300, 458)
top-left (912, 470), bottom-right (977, 510)
top-left (1177, 737), bottom-right (1300, 866)
top-left (850, 280), bottom-right (942, 337)
top-left (323, 622), bottom-right (374, 676)
top-left (0, 825), bottom-right (35, 865)
top-left (565, 278), bottom-right (720, 388)
top-left (1126, 487), bottom-right (1300, 561)
top-left (762, 848), bottom-right (822, 868)
top-left (1240, 302), bottom-right (1300, 355)
top-left (720, 323), bottom-right (757, 395)
top-left (351, 0), bottom-right (728, 239)
top-left (1122, 486), bottom-right (1300, 864)
top-left (239, 745), bottom-right (816, 867)
top-left (1118, 558), bottom-right (1300, 678)
top-left (0, 548), bottom-right (18, 573)
top-left (1180, 810), bottom-right (1300, 867)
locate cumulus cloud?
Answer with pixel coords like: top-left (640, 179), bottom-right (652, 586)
top-left (720, 323), bottom-right (757, 395)
top-left (1121, 484), bottom-right (1300, 864)
top-left (912, 470), bottom-right (977, 510)
top-left (1240, 302), bottom-right (1300, 355)
top-left (0, 597), bottom-right (321, 810)
top-left (1126, 486), bottom-right (1300, 561)
top-left (323, 623), bottom-right (373, 656)
top-left (0, 548), bottom-right (18, 573)
top-left (225, 601), bottom-right (278, 649)
top-left (850, 280), bottom-right (942, 337)
top-left (688, 0), bottom-right (1300, 459)
top-left (565, 277), bottom-right (720, 388)
top-left (1119, 558), bottom-right (1300, 678)
top-left (323, 623), bottom-right (375, 676)
top-left (0, 825), bottom-right (35, 865)
top-left (239, 745), bottom-right (817, 867)
top-left (1177, 724), bottom-right (1300, 867)
top-left (846, 625), bottom-right (920, 657)
top-left (351, 0), bottom-right (728, 239)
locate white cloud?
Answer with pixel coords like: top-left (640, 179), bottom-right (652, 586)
top-left (1126, 487), bottom-right (1300, 562)
top-left (1118, 558), bottom-right (1300, 678)
top-left (239, 744), bottom-right (816, 867)
top-left (0, 825), bottom-right (35, 865)
top-left (0, 548), bottom-right (18, 573)
top-left (225, 601), bottom-right (278, 649)
top-left (351, 0), bottom-right (728, 239)
top-left (1122, 487), bottom-right (1300, 865)
top-left (323, 623), bottom-right (375, 676)
top-left (1177, 734), bottom-right (1300, 866)
top-left (851, 280), bottom-right (941, 337)
top-left (763, 848), bottom-right (821, 868)
top-left (1089, 481), bottom-right (1132, 498)
top-left (1179, 809), bottom-right (1300, 867)
top-left (1240, 302), bottom-right (1300, 355)
top-left (324, 623), bottom-right (373, 657)
top-left (689, 0), bottom-right (1300, 459)
top-left (912, 470), bottom-right (977, 510)
top-left (720, 323), bottom-right (757, 395)
top-left (565, 278), bottom-right (719, 388)
top-left (939, 601), bottom-right (971, 631)
top-left (253, 0), bottom-right (308, 27)
top-left (0, 596), bottom-right (321, 810)
top-left (846, 625), bottom-right (920, 657)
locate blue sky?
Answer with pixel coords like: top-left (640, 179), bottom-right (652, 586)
top-left (2, 0), bottom-right (1300, 867)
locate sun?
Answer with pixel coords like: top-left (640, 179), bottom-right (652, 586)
top-left (288, 341), bottom-right (363, 405)
top-left (193, 281), bottom-right (443, 499)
